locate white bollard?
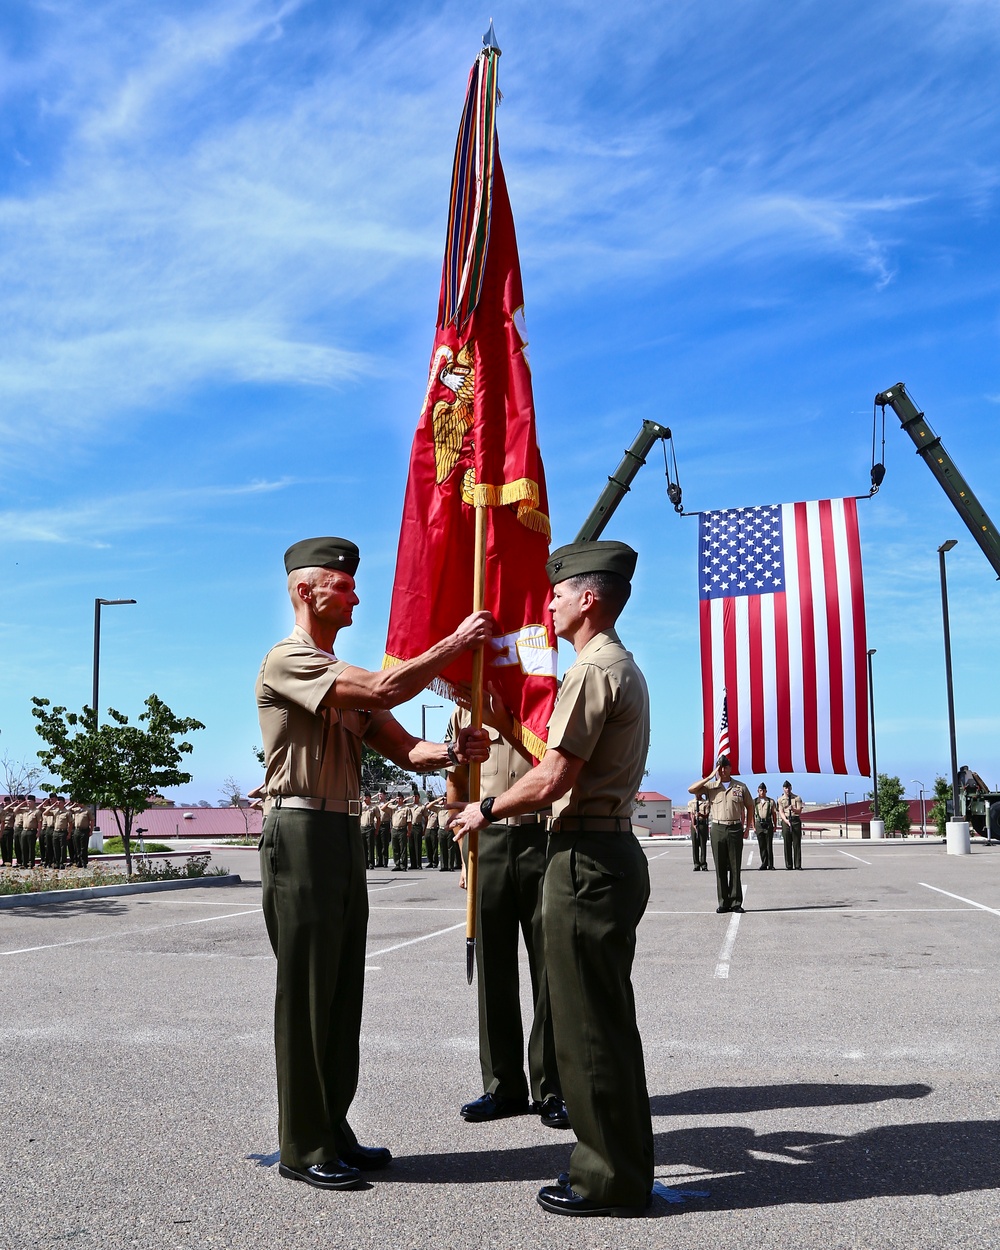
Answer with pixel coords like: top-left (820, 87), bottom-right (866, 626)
top-left (946, 821), bottom-right (971, 855)
top-left (869, 820), bottom-right (885, 840)
top-left (89, 830), bottom-right (104, 853)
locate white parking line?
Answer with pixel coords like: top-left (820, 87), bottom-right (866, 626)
top-left (645, 850), bottom-right (671, 862)
top-left (367, 921), bottom-right (465, 958)
top-left (839, 849), bottom-right (871, 865)
top-left (919, 883), bottom-right (1000, 916)
top-left (367, 881), bottom-right (420, 895)
top-left (0, 907), bottom-right (261, 956)
top-left (714, 885), bottom-right (749, 979)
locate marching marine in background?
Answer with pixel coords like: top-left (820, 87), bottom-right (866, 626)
top-left (754, 784), bottom-right (777, 870)
top-left (688, 756), bottom-right (754, 914)
top-left (777, 781), bottom-right (805, 870)
top-left (255, 536), bottom-right (491, 1192)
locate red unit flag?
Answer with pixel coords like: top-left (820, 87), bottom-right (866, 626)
top-left (699, 499), bottom-right (870, 777)
top-left (383, 45), bottom-right (557, 758)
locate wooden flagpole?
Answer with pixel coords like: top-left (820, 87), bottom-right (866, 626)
top-left (465, 502), bottom-right (488, 983)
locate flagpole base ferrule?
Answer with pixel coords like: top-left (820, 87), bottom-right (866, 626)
top-left (466, 938), bottom-right (476, 985)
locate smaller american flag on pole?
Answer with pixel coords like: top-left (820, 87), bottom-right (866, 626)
top-left (715, 691), bottom-right (731, 763)
top-left (699, 498), bottom-right (870, 777)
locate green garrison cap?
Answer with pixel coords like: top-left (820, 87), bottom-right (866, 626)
top-left (545, 539), bottom-right (638, 586)
top-left (284, 537), bottom-right (360, 576)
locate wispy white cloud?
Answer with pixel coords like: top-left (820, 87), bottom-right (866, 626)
top-left (0, 476), bottom-right (297, 545)
top-left (1, 0), bottom-right (998, 468)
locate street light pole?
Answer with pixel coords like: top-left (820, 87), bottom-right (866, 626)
top-left (93, 598), bottom-right (137, 726)
top-left (420, 703), bottom-right (444, 783)
top-left (843, 790), bottom-right (849, 838)
top-left (938, 540), bottom-right (960, 820)
top-left (90, 598), bottom-right (136, 850)
top-left (911, 780), bottom-right (926, 838)
top-left (866, 648), bottom-right (879, 818)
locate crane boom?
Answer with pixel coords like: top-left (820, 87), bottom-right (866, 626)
top-left (575, 420), bottom-right (673, 542)
top-left (875, 382), bottom-right (1000, 580)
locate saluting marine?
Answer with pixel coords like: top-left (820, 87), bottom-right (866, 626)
top-left (688, 756), bottom-right (754, 915)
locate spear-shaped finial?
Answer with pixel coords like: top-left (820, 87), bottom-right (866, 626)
top-left (483, 18), bottom-right (501, 54)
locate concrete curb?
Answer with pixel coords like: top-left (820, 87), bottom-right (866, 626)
top-left (0, 873), bottom-right (244, 910)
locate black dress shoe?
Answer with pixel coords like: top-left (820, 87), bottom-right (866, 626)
top-left (278, 1159), bottom-right (363, 1190)
top-left (460, 1091), bottom-right (530, 1121)
top-left (337, 1143), bottom-right (392, 1170)
top-left (731, 905), bottom-right (744, 913)
top-left (716, 905), bottom-right (729, 913)
top-left (534, 1096), bottom-right (571, 1129)
top-left (537, 1183), bottom-right (647, 1218)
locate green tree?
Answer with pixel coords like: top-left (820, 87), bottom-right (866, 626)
top-left (32, 695), bottom-right (205, 875)
top-left (928, 775), bottom-right (952, 837)
top-left (361, 743), bottom-right (415, 794)
top-left (866, 773), bottom-right (911, 837)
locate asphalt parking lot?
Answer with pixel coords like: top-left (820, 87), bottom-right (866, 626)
top-left (2, 838), bottom-right (999, 1250)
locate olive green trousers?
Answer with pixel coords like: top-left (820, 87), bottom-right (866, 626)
top-left (475, 821), bottom-right (559, 1105)
top-left (542, 830), bottom-right (653, 1207)
top-left (260, 807), bottom-right (369, 1169)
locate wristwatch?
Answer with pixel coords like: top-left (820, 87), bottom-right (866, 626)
top-left (480, 796), bottom-right (496, 822)
top-left (446, 743), bottom-right (460, 767)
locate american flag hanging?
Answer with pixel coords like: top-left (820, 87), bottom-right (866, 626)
top-left (699, 499), bottom-right (870, 777)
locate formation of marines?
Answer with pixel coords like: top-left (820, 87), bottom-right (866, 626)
top-left (0, 796), bottom-right (94, 871)
top-left (358, 791), bottom-right (458, 870)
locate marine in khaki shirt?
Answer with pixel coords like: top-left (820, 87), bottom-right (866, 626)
top-left (445, 705), bottom-right (561, 1126)
top-left (449, 538), bottom-right (653, 1217)
top-left (688, 756), bottom-right (754, 915)
top-left (255, 534), bottom-right (493, 1192)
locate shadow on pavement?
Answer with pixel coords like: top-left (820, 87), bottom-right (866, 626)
top-left (654, 1118), bottom-right (1000, 1205)
top-left (379, 1116), bottom-right (999, 1208)
top-left (650, 1082), bottom-right (932, 1116)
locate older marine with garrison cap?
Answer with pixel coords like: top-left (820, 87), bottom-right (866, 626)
top-left (256, 536), bottom-right (492, 1193)
top-left (450, 538), bottom-right (654, 1218)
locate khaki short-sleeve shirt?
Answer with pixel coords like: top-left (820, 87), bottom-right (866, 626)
top-left (545, 629), bottom-right (650, 821)
top-left (390, 803), bottom-right (412, 830)
top-left (702, 779), bottom-right (753, 823)
top-left (256, 624), bottom-right (388, 801)
top-left (447, 707), bottom-right (535, 804)
top-left (777, 793), bottom-right (803, 823)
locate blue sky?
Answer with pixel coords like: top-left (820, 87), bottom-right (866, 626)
top-left (1, 0), bottom-right (999, 807)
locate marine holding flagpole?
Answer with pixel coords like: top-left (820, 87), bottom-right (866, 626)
top-left (256, 537), bottom-right (492, 1191)
top-left (451, 539), bottom-right (655, 1218)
